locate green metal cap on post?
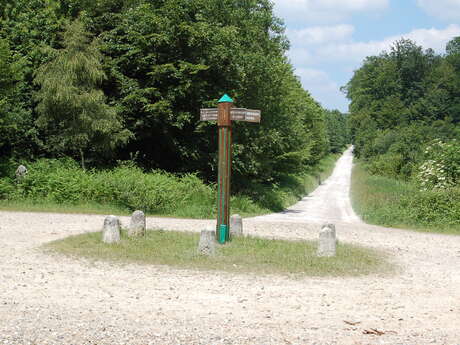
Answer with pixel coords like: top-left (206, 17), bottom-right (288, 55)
top-left (218, 94), bottom-right (234, 103)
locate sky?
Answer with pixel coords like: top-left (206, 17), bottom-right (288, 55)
top-left (272, 0), bottom-right (460, 112)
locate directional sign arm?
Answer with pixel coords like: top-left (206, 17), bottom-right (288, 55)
top-left (230, 108), bottom-right (261, 123)
top-left (200, 108), bottom-right (218, 121)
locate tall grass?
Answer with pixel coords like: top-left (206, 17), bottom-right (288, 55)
top-left (0, 154), bottom-right (339, 218)
top-left (351, 162), bottom-right (460, 235)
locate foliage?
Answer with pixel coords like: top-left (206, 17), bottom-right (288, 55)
top-left (344, 37), bottom-right (460, 181)
top-left (0, 0), bottom-right (65, 158)
top-left (0, 154), bottom-right (338, 218)
top-left (416, 139), bottom-right (460, 190)
top-left (86, 0), bottom-right (330, 183)
top-left (0, 39), bottom-right (35, 158)
top-left (351, 162), bottom-right (460, 234)
top-left (34, 19), bottom-right (131, 168)
top-left (346, 38), bottom-right (460, 233)
top-left (0, 0), bottom-right (346, 204)
top-left (3, 158), bottom-right (215, 216)
top-left (324, 109), bottom-right (349, 153)
top-left (400, 187), bottom-right (460, 227)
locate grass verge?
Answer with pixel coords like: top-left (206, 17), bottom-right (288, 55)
top-left (351, 162), bottom-right (460, 235)
top-left (45, 229), bottom-right (391, 277)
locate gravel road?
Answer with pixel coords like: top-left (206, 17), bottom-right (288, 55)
top-left (1, 147), bottom-right (459, 345)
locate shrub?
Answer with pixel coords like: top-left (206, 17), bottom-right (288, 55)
top-left (6, 158), bottom-right (216, 215)
top-left (401, 187), bottom-right (460, 226)
top-left (1, 153), bottom-right (339, 218)
top-left (367, 153), bottom-right (405, 179)
top-left (416, 139), bottom-right (460, 190)
top-left (352, 162), bottom-right (460, 233)
top-left (0, 178), bottom-right (15, 199)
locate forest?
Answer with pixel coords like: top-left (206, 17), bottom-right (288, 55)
top-left (0, 0), bottom-right (348, 215)
top-left (345, 37), bottom-right (460, 230)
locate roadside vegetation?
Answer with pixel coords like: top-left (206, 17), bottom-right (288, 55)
top-left (45, 229), bottom-right (391, 277)
top-left (0, 0), bottom-right (349, 217)
top-left (345, 37), bottom-right (460, 234)
top-left (0, 153), bottom-right (339, 218)
top-left (351, 163), bottom-right (460, 235)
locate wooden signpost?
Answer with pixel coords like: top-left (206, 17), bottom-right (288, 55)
top-left (200, 94), bottom-right (261, 244)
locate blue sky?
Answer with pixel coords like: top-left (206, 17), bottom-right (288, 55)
top-left (272, 0), bottom-right (460, 112)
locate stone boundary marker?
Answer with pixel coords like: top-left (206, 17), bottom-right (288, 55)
top-left (198, 227), bottom-right (216, 256)
top-left (230, 214), bottom-right (243, 237)
top-left (317, 223), bottom-right (336, 257)
top-left (129, 210), bottom-right (146, 237)
top-left (15, 165), bottom-right (27, 181)
top-left (102, 215), bottom-right (121, 244)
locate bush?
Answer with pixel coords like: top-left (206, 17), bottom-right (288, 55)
top-left (401, 187), bottom-right (460, 226)
top-left (366, 153), bottom-right (405, 179)
top-left (352, 162), bottom-right (460, 233)
top-left (0, 178), bottom-right (15, 199)
top-left (4, 158), bottom-right (215, 215)
top-left (0, 154), bottom-right (340, 218)
top-left (416, 139), bottom-right (460, 190)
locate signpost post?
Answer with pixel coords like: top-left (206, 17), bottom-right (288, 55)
top-left (200, 94), bottom-right (261, 244)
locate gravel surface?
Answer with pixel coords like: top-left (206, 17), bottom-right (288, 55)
top-left (1, 148), bottom-right (460, 345)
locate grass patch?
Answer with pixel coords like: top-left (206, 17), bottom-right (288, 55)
top-left (351, 162), bottom-right (460, 235)
top-left (45, 229), bottom-right (391, 277)
top-left (0, 154), bottom-right (340, 218)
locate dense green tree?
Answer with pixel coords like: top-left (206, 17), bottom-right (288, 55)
top-left (446, 36), bottom-right (460, 56)
top-left (0, 0), bottom-right (65, 160)
top-left (1, 0), bottom-right (341, 190)
top-left (34, 19), bottom-right (131, 169)
top-left (344, 38), bottom-right (460, 179)
top-left (324, 110), bottom-right (348, 153)
top-left (444, 36), bottom-right (460, 124)
top-left (81, 0), bottom-right (328, 184)
top-left (0, 39), bottom-right (34, 158)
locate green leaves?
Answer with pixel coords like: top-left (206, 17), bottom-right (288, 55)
top-left (34, 19), bottom-right (131, 168)
top-left (1, 0), bottom-right (342, 191)
top-left (346, 37), bottom-right (460, 183)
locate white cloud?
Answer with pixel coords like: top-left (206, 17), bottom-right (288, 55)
top-left (417, 0), bottom-right (460, 21)
top-left (287, 25), bottom-right (354, 45)
top-left (309, 24), bottom-right (460, 63)
top-left (405, 24), bottom-right (460, 51)
top-left (295, 68), bottom-right (347, 109)
top-left (297, 68), bottom-right (337, 89)
top-left (273, 0), bottom-right (388, 25)
top-left (285, 24), bottom-right (460, 111)
top-left (287, 48), bottom-right (314, 66)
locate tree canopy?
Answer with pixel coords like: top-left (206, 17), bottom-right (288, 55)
top-left (0, 0), bottom-right (348, 188)
top-left (34, 19), bottom-right (130, 169)
top-left (344, 37), bottom-right (460, 180)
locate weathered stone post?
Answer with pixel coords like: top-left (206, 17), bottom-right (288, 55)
top-left (15, 165), bottom-right (27, 181)
top-left (198, 226), bottom-right (217, 256)
top-left (230, 214), bottom-right (243, 237)
top-left (102, 215), bottom-right (121, 244)
top-left (128, 210), bottom-right (146, 237)
top-left (317, 223), bottom-right (336, 257)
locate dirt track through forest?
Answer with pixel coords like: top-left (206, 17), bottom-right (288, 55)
top-left (1, 148), bottom-right (459, 345)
